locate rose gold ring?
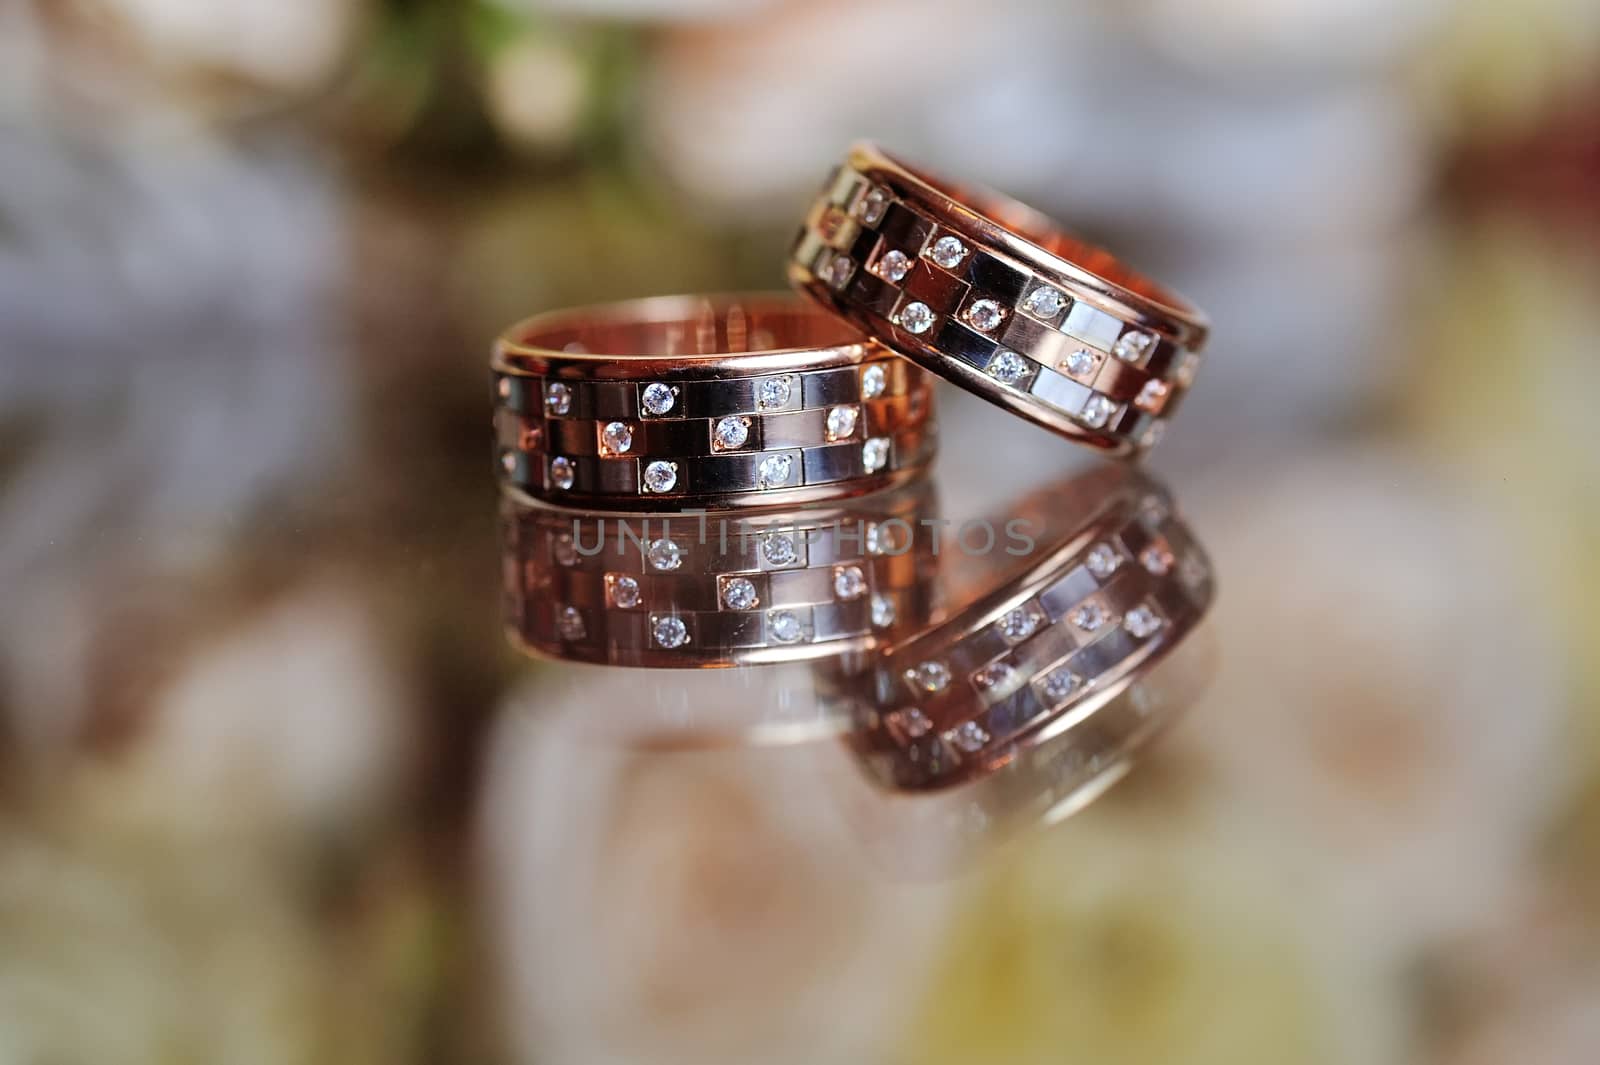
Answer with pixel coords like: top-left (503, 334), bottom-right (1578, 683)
top-left (831, 464), bottom-right (1214, 790)
top-left (789, 142), bottom-right (1209, 455)
top-left (501, 477), bottom-right (938, 668)
top-left (493, 294), bottom-right (937, 509)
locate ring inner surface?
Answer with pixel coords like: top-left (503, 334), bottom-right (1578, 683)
top-left (517, 300), bottom-right (864, 357)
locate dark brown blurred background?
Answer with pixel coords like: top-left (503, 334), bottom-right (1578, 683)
top-left (2, 1), bottom-right (1598, 1063)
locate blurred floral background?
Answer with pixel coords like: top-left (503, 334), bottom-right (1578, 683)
top-left (2, 0), bottom-right (1599, 1062)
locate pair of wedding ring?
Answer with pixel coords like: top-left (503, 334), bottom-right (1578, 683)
top-left (492, 142), bottom-right (1209, 511)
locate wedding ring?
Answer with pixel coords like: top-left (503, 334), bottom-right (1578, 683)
top-left (493, 294), bottom-right (936, 509)
top-left (789, 143), bottom-right (1208, 455)
top-left (833, 465), bottom-right (1214, 789)
top-left (501, 477), bottom-right (938, 668)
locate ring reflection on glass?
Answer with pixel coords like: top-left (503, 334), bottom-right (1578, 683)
top-left (493, 294), bottom-right (937, 510)
top-left (501, 477), bottom-right (939, 669)
top-left (789, 142), bottom-right (1208, 456)
top-left (833, 465), bottom-right (1215, 791)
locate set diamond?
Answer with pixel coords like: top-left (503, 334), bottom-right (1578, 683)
top-left (550, 456), bottom-right (575, 490)
top-left (545, 382), bottom-right (572, 416)
top-left (762, 532), bottom-right (799, 566)
top-left (905, 660), bottom-right (951, 694)
top-left (1125, 605), bottom-right (1163, 638)
top-left (652, 615), bottom-right (689, 648)
top-left (947, 721), bottom-right (989, 753)
top-left (1113, 330), bottom-right (1155, 364)
top-left (873, 249), bottom-right (912, 283)
top-left (928, 235), bottom-right (968, 269)
top-left (721, 577), bottom-right (759, 610)
top-left (964, 299), bottom-right (1005, 333)
top-left (826, 405), bottom-right (859, 440)
top-left (643, 461), bottom-right (677, 493)
top-left (768, 609), bottom-right (805, 643)
top-left (1086, 542), bottom-right (1122, 579)
top-left (713, 415), bottom-right (749, 451)
top-left (758, 454), bottom-right (794, 489)
top-left (833, 565), bottom-right (867, 601)
top-left (860, 363), bottom-right (886, 398)
top-left (862, 437), bottom-right (890, 473)
top-left (556, 606), bottom-right (585, 641)
top-left (1023, 285), bottom-right (1067, 319)
top-left (896, 301), bottom-right (935, 334)
top-left (609, 575), bottom-right (641, 609)
top-left (647, 538), bottom-right (683, 571)
top-left (758, 376), bottom-right (794, 411)
top-left (640, 382), bottom-right (676, 416)
top-left (986, 350), bottom-right (1031, 386)
top-left (601, 421), bottom-right (633, 455)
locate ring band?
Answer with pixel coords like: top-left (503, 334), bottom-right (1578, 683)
top-left (789, 143), bottom-right (1208, 455)
top-left (493, 294), bottom-right (937, 509)
top-left (501, 477), bottom-right (938, 668)
top-left (832, 466), bottom-right (1213, 789)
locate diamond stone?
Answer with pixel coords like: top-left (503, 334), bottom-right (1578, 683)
top-left (964, 299), bottom-right (1005, 332)
top-left (641, 382), bottom-right (675, 415)
top-left (1140, 544), bottom-right (1173, 575)
top-left (545, 382), bottom-right (572, 415)
top-left (1072, 603), bottom-right (1108, 632)
top-left (1125, 605), bottom-right (1163, 638)
top-left (894, 707), bottom-right (932, 738)
top-left (826, 405), bottom-right (859, 440)
top-left (1113, 330), bottom-right (1155, 364)
top-left (1175, 351), bottom-right (1202, 387)
top-left (855, 185), bottom-right (890, 225)
top-left (998, 607), bottom-right (1039, 642)
top-left (721, 577), bottom-right (759, 610)
top-left (871, 594), bottom-right (896, 628)
top-left (1136, 379), bottom-right (1171, 413)
top-left (610, 575), bottom-right (641, 609)
top-left (556, 606), bottom-right (585, 641)
top-left (874, 249), bottom-right (912, 283)
top-left (833, 565), bottom-right (867, 601)
top-left (500, 450), bottom-right (517, 475)
top-left (1023, 286), bottom-right (1067, 319)
top-left (906, 661), bottom-right (951, 693)
top-left (758, 376), bottom-right (793, 410)
top-left (550, 457), bottom-right (575, 490)
top-left (861, 364), bottom-right (887, 398)
top-left (647, 538), bottom-right (682, 571)
top-left (757, 454), bottom-right (794, 488)
top-left (554, 534), bottom-right (577, 566)
top-left (946, 721), bottom-right (989, 753)
top-left (713, 416), bottom-right (749, 450)
top-left (862, 437), bottom-right (890, 473)
top-left (1064, 350), bottom-right (1097, 377)
top-left (986, 350), bottom-right (1030, 385)
top-left (768, 609), bottom-right (805, 643)
top-left (652, 615), bottom-right (689, 648)
top-left (1079, 395), bottom-right (1117, 430)
top-left (762, 532), bottom-right (799, 566)
top-left (823, 253), bottom-right (854, 288)
top-left (929, 235), bottom-right (967, 269)
top-left (601, 421), bottom-right (633, 454)
top-left (496, 377), bottom-right (513, 400)
top-left (1041, 668), bottom-right (1080, 702)
top-left (973, 662), bottom-right (1015, 691)
top-left (1086, 543), bottom-right (1122, 578)
top-left (642, 461), bottom-right (677, 493)
top-left (896, 301), bottom-right (935, 334)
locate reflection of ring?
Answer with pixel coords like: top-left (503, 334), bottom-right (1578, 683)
top-left (501, 477), bottom-right (939, 668)
top-left (493, 294), bottom-right (936, 509)
top-left (789, 143), bottom-right (1208, 455)
top-left (839, 466), bottom-right (1214, 790)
